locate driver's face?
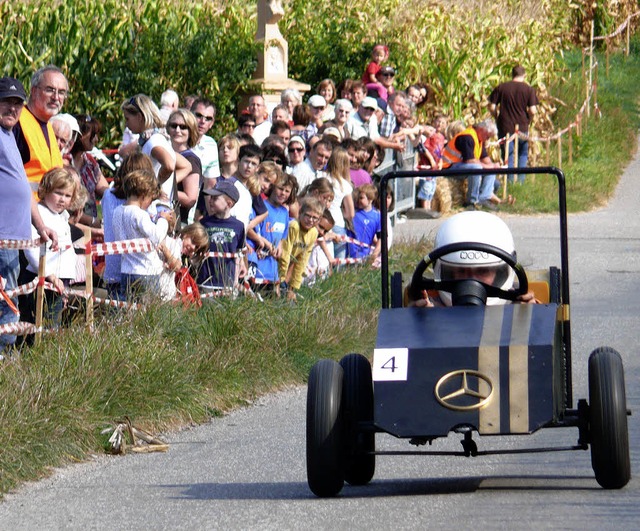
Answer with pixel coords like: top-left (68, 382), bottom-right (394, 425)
top-left (449, 266), bottom-right (497, 285)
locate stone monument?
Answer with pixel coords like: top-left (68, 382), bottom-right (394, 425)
top-left (242, 0), bottom-right (310, 113)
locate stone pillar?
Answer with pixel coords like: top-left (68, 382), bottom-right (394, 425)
top-left (240, 0), bottom-right (310, 115)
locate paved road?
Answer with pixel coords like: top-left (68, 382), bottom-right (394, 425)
top-left (1, 161), bottom-right (638, 529)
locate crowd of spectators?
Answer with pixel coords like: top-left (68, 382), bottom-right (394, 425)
top-left (0, 50), bottom-right (538, 349)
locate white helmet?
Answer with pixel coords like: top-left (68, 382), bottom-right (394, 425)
top-left (432, 211), bottom-right (516, 306)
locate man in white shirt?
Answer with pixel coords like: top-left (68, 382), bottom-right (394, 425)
top-left (346, 97), bottom-right (380, 141)
top-left (190, 97), bottom-right (221, 189)
top-left (248, 95), bottom-right (271, 146)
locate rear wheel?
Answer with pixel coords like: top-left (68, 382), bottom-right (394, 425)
top-left (340, 353), bottom-right (375, 486)
top-left (588, 347), bottom-right (631, 489)
top-left (306, 359), bottom-right (345, 497)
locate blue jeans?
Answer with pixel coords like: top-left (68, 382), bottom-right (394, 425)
top-left (450, 162), bottom-right (496, 204)
top-left (503, 138), bottom-right (529, 183)
top-left (332, 225), bottom-right (348, 260)
top-left (0, 249), bottom-right (20, 350)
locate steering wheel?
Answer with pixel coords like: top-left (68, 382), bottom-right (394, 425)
top-left (409, 241), bottom-right (528, 304)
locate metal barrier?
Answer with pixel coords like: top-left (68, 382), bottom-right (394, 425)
top-left (373, 147), bottom-right (417, 223)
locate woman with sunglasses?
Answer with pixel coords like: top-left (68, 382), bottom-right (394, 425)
top-left (70, 114), bottom-right (110, 229)
top-left (120, 94), bottom-right (190, 206)
top-left (166, 109), bottom-right (202, 224)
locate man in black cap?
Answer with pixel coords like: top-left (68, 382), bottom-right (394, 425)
top-left (0, 77), bottom-right (57, 355)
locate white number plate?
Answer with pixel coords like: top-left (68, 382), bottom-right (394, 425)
top-left (372, 348), bottom-right (409, 381)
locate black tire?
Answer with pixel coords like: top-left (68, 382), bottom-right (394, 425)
top-left (391, 272), bottom-right (403, 308)
top-left (340, 353), bottom-right (375, 486)
top-left (306, 359), bottom-right (345, 497)
top-left (588, 347), bottom-right (631, 489)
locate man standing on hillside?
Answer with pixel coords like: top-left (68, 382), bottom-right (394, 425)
top-left (191, 97), bottom-right (221, 190)
top-left (12, 65), bottom-right (67, 192)
top-left (0, 77), bottom-right (57, 355)
top-left (489, 65), bottom-right (538, 183)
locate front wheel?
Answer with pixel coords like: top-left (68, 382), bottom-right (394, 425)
top-left (340, 353), bottom-right (375, 486)
top-left (306, 359), bottom-right (345, 497)
top-left (588, 347), bottom-right (631, 489)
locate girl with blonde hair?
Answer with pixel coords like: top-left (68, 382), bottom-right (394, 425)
top-left (325, 147), bottom-right (354, 259)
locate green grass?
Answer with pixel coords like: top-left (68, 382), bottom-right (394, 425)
top-left (497, 41), bottom-right (640, 213)
top-left (0, 267), bottom-right (379, 496)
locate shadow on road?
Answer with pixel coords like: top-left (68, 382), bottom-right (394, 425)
top-left (160, 474), bottom-right (599, 500)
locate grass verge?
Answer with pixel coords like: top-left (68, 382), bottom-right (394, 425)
top-left (0, 267), bottom-right (379, 496)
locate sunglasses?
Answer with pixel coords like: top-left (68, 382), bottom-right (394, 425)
top-left (288, 146), bottom-right (304, 153)
top-left (381, 73), bottom-right (395, 78)
top-left (194, 112), bottom-right (214, 122)
top-left (242, 123), bottom-right (256, 129)
top-left (167, 123), bottom-right (188, 131)
top-left (127, 97), bottom-right (143, 114)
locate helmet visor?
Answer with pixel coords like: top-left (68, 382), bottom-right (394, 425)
top-left (440, 262), bottom-right (511, 288)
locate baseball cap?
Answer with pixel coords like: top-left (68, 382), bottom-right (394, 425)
top-left (0, 77), bottom-right (27, 101)
top-left (362, 97), bottom-right (379, 111)
top-left (203, 180), bottom-right (240, 203)
top-left (51, 113), bottom-right (81, 136)
top-left (308, 94), bottom-right (327, 108)
top-left (322, 127), bottom-right (341, 140)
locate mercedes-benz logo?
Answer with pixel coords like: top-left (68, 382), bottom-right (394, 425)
top-left (434, 370), bottom-right (494, 411)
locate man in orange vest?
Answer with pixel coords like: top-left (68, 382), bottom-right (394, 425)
top-left (12, 65), bottom-right (67, 192)
top-left (441, 119), bottom-right (502, 210)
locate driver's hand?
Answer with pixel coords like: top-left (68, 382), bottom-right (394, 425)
top-left (517, 290), bottom-right (539, 304)
top-left (407, 289), bottom-right (434, 308)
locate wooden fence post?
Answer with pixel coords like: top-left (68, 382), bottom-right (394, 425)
top-left (606, 38), bottom-right (610, 78)
top-left (587, 20), bottom-right (594, 118)
top-left (545, 137), bottom-right (550, 166)
top-left (557, 135), bottom-right (562, 169)
top-left (34, 243), bottom-right (46, 346)
top-left (568, 125), bottom-right (573, 165)
top-left (84, 228), bottom-right (94, 329)
top-left (513, 125), bottom-right (519, 171)
top-left (627, 21), bottom-right (631, 57)
top-left (503, 136), bottom-right (510, 200)
top-left (577, 113), bottom-right (582, 137)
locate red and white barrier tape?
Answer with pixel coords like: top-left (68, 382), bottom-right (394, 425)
top-left (0, 321), bottom-right (40, 336)
top-left (334, 234), bottom-right (375, 249)
top-left (333, 257), bottom-right (366, 265)
top-left (206, 251), bottom-right (240, 259)
top-left (0, 238), bottom-right (42, 250)
top-left (92, 239), bottom-right (155, 257)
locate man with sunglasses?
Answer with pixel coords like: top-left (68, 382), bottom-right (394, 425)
top-left (376, 66), bottom-right (396, 100)
top-left (190, 97), bottom-right (220, 190)
top-left (12, 65), bottom-right (68, 191)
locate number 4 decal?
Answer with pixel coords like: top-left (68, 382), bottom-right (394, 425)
top-left (373, 348), bottom-right (408, 381)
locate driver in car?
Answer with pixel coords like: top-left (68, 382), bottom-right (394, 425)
top-left (407, 211), bottom-right (538, 307)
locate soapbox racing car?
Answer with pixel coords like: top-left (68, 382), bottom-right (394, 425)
top-left (306, 167), bottom-right (631, 497)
